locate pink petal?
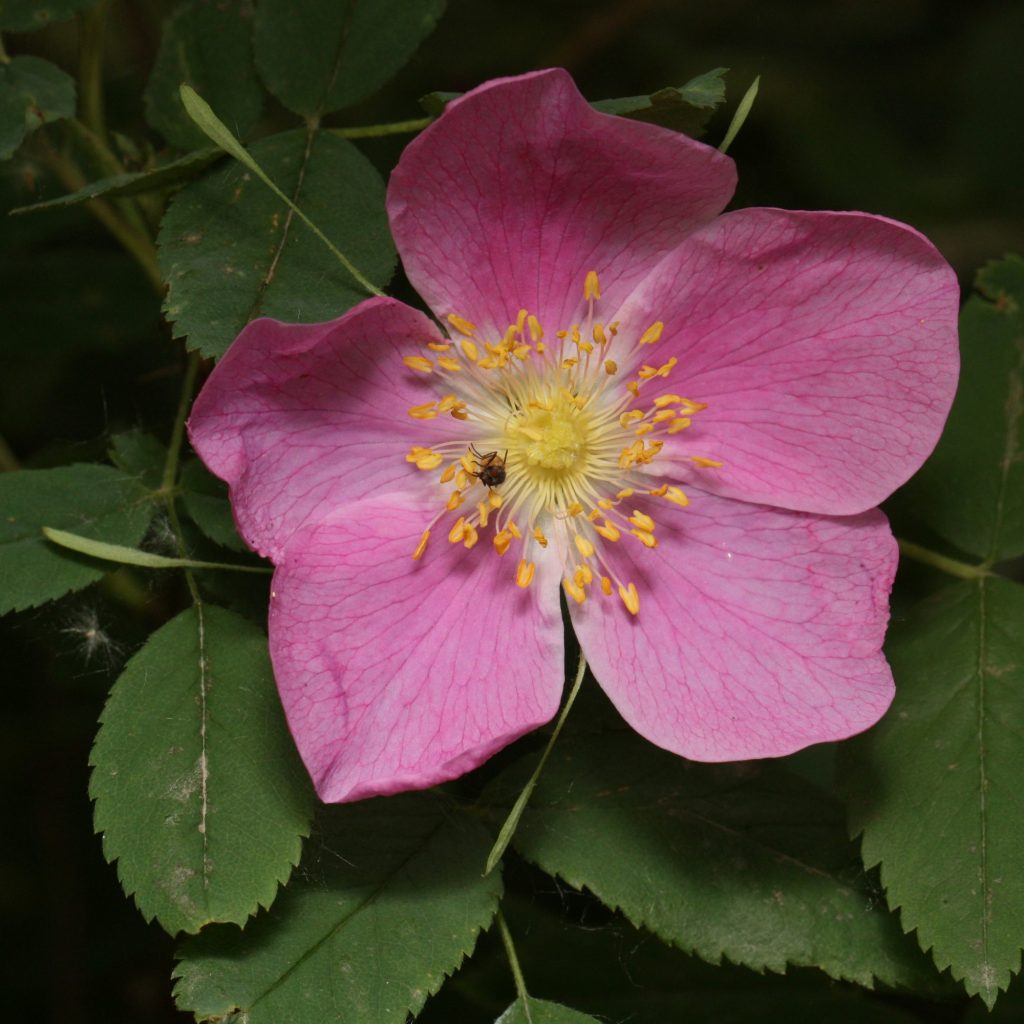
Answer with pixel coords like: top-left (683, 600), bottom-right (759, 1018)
top-left (269, 492), bottom-right (565, 802)
top-left (618, 209), bottom-right (959, 515)
top-left (388, 68), bottom-right (736, 338)
top-left (569, 490), bottom-right (897, 761)
top-left (188, 297), bottom-right (471, 561)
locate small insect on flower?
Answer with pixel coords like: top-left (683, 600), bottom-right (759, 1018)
top-left (469, 445), bottom-right (508, 489)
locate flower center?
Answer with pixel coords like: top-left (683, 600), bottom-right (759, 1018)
top-left (401, 271), bottom-right (720, 616)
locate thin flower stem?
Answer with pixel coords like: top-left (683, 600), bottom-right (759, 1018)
top-left (330, 116), bottom-right (433, 139)
top-left (38, 134), bottom-right (162, 292)
top-left (78, 0), bottom-right (110, 144)
top-left (484, 650), bottom-right (587, 875)
top-left (496, 910), bottom-right (532, 1018)
top-left (161, 350), bottom-right (201, 494)
top-left (897, 538), bottom-right (992, 580)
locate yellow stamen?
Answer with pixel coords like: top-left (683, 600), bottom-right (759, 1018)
top-left (403, 355), bottom-right (433, 373)
top-left (516, 559), bottom-right (535, 588)
top-left (448, 517), bottom-right (466, 543)
top-left (618, 582), bottom-right (640, 615)
top-left (639, 321), bottom-right (665, 345)
top-left (616, 488), bottom-right (635, 499)
top-left (593, 323), bottom-right (607, 345)
top-left (533, 527), bottom-right (549, 548)
top-left (527, 315), bottom-right (543, 341)
top-left (600, 575), bottom-right (613, 596)
top-left (412, 529), bottom-right (430, 561)
top-left (691, 456), bottom-right (723, 468)
top-left (629, 510), bottom-right (655, 532)
top-left (407, 402), bottom-right (438, 419)
top-left (426, 341), bottom-right (452, 352)
top-left (664, 486), bottom-right (689, 506)
top-left (667, 417), bottom-right (691, 434)
top-left (653, 394), bottom-right (684, 408)
top-left (493, 530), bottom-right (513, 555)
top-left (446, 490), bottom-right (464, 511)
top-left (604, 359), bottom-right (617, 375)
top-left (594, 521), bottom-right (621, 542)
top-left (440, 463), bottom-right (457, 483)
top-left (460, 338), bottom-right (479, 362)
top-left (462, 523), bottom-right (479, 549)
top-left (563, 577), bottom-right (587, 604)
top-left (489, 491), bottom-right (503, 508)
top-left (631, 529), bottom-right (658, 549)
top-left (574, 534), bottom-right (595, 558)
top-left (583, 270), bottom-right (601, 300)
top-left (477, 501), bottom-right (490, 528)
top-left (508, 521), bottom-right (522, 539)
top-left (437, 356), bottom-right (462, 372)
top-left (447, 314), bottom-right (476, 336)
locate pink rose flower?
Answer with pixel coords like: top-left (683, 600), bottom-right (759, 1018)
top-left (188, 69), bottom-right (959, 803)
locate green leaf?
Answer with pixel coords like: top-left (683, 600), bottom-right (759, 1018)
top-left (42, 526), bottom-right (268, 573)
top-left (144, 0), bottom-right (263, 151)
top-left (591, 68), bottom-right (729, 137)
top-left (897, 255), bottom-right (1024, 563)
top-left (159, 128), bottom-right (394, 359)
top-left (0, 55), bottom-right (76, 161)
top-left (253, 0), bottom-right (445, 118)
top-left (507, 731), bottom-right (939, 991)
top-left (0, 464), bottom-right (153, 614)
top-left (497, 999), bottom-right (599, 1024)
top-left (841, 579), bottom-right (1024, 1006)
top-left (90, 604), bottom-right (314, 935)
top-left (0, 0), bottom-right (97, 31)
top-left (181, 459), bottom-right (248, 552)
top-left (173, 794), bottom-right (502, 1022)
top-left (108, 429), bottom-right (167, 491)
top-left (9, 148), bottom-right (223, 214)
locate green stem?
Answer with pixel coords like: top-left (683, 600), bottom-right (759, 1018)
top-left (331, 116), bottom-right (433, 139)
top-left (897, 539), bottom-right (992, 581)
top-left (0, 33), bottom-right (9, 64)
top-left (496, 910), bottom-right (531, 1016)
top-left (161, 350), bottom-right (201, 493)
top-left (77, 0), bottom-right (110, 143)
top-left (484, 650), bottom-right (587, 875)
top-left (39, 134), bottom-right (162, 292)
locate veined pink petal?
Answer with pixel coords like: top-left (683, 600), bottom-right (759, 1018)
top-left (188, 297), bottom-right (472, 561)
top-left (618, 208), bottom-right (959, 515)
top-left (269, 493), bottom-right (565, 803)
top-left (388, 68), bottom-right (736, 339)
top-left (569, 489), bottom-right (897, 761)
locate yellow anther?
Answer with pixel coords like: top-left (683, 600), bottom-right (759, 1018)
top-left (574, 534), bottom-right (595, 558)
top-left (437, 394), bottom-right (458, 412)
top-left (653, 394), bottom-right (684, 408)
top-left (450, 405), bottom-right (468, 420)
top-left (609, 321), bottom-right (620, 334)
top-left (448, 517), bottom-right (466, 543)
top-left (516, 559), bottom-right (535, 588)
top-left (440, 463), bottom-right (457, 483)
top-left (447, 313), bottom-right (476, 336)
top-left (477, 356), bottom-right (501, 370)
top-left (679, 399), bottom-right (709, 413)
top-left (635, 423), bottom-right (655, 436)
top-left (527, 315), bottom-right (543, 341)
top-left (598, 499), bottom-right (614, 511)
top-left (417, 452), bottom-right (443, 469)
top-left (652, 409), bottom-right (676, 423)
top-left (533, 527), bottom-right (548, 548)
top-left (639, 321), bottom-right (665, 345)
top-left (594, 520), bottom-right (621, 542)
top-left (561, 358), bottom-right (578, 369)
top-left (648, 484), bottom-right (669, 497)
top-left (437, 356), bottom-right (462, 372)
top-left (619, 410), bottom-right (644, 428)
top-left (691, 456), bottom-right (723, 468)
top-left (403, 355), bottom-right (433, 373)
top-left (412, 529), bottom-right (430, 561)
top-left (657, 357), bottom-right (678, 378)
top-left (563, 576), bottom-right (587, 605)
top-left (493, 531), bottom-right (513, 556)
top-left (477, 501), bottom-right (490, 528)
top-left (578, 563), bottom-right (594, 585)
top-left (508, 521), bottom-right (522, 539)
top-left (664, 486), bottom-right (689, 506)
top-left (593, 323), bottom-right (607, 345)
top-left (407, 402), bottom-right (438, 419)
top-left (535, 342), bottom-right (546, 354)
top-left (462, 523), bottom-right (479, 549)
top-left (578, 340), bottom-right (594, 354)
top-left (574, 567), bottom-right (588, 589)
top-left (638, 365), bottom-right (658, 380)
top-left (618, 582), bottom-right (640, 615)
top-left (571, 325), bottom-right (581, 343)
top-left (600, 575), bottom-right (613, 596)
top-left (502, 325), bottom-right (518, 347)
top-left (567, 502), bottom-right (584, 516)
top-left (587, 509), bottom-right (601, 522)
top-left (516, 308), bottom-right (528, 333)
top-left (616, 488), bottom-right (635, 499)
top-left (556, 329), bottom-right (568, 340)
top-left (461, 453), bottom-right (475, 473)
top-left (667, 417), bottom-right (691, 434)
top-left (629, 510), bottom-right (656, 532)
top-left (604, 359), bottom-right (618, 375)
top-left (631, 529), bottom-right (658, 549)
top-left (627, 381), bottom-right (640, 396)
top-left (460, 338), bottom-right (479, 362)
top-left (426, 341), bottom-right (452, 352)
top-left (489, 491), bottom-right (503, 508)
top-left (456, 469), bottom-right (471, 488)
top-left (513, 345), bottom-right (532, 360)
top-left (446, 490), bottom-right (464, 511)
top-left (584, 270), bottom-right (601, 300)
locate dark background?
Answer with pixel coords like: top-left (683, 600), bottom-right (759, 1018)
top-left (2, 1), bottom-right (1022, 1020)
